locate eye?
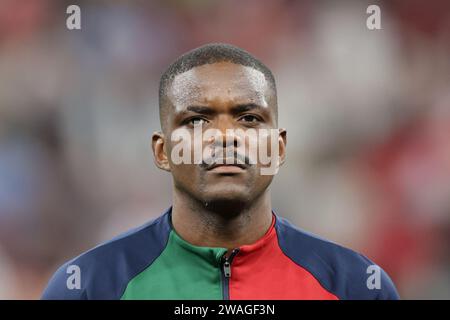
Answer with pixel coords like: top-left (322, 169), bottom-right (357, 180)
top-left (187, 117), bottom-right (208, 126)
top-left (239, 114), bottom-right (260, 123)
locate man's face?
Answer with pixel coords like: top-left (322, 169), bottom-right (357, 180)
top-left (153, 61), bottom-right (286, 208)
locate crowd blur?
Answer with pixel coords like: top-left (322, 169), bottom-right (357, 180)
top-left (0, 0), bottom-right (449, 299)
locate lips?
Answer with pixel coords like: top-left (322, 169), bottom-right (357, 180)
top-left (209, 165), bottom-right (246, 174)
top-left (204, 158), bottom-right (248, 171)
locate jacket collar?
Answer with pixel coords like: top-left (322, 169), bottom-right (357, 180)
top-left (165, 206), bottom-right (277, 264)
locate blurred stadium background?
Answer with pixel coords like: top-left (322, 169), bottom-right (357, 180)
top-left (0, 0), bottom-right (449, 299)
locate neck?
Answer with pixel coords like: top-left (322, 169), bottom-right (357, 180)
top-left (171, 187), bottom-right (273, 249)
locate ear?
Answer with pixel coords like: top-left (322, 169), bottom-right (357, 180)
top-left (151, 131), bottom-right (171, 172)
top-left (278, 128), bottom-right (287, 167)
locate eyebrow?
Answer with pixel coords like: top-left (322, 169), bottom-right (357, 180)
top-left (185, 105), bottom-right (216, 115)
top-left (230, 103), bottom-right (262, 115)
top-left (183, 103), bottom-right (263, 115)
top-left (173, 103), bottom-right (270, 126)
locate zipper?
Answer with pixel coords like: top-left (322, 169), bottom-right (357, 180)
top-left (221, 248), bottom-right (239, 300)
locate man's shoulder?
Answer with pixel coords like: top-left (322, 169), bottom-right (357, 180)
top-left (41, 210), bottom-right (172, 300)
top-left (275, 215), bottom-right (400, 300)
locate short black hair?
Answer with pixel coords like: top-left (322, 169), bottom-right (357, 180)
top-left (158, 43), bottom-right (277, 130)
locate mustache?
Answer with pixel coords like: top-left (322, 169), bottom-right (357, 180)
top-left (199, 150), bottom-right (251, 169)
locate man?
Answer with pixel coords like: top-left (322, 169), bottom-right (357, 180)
top-left (42, 43), bottom-right (399, 300)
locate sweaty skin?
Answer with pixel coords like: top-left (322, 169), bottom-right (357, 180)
top-left (152, 61), bottom-right (287, 249)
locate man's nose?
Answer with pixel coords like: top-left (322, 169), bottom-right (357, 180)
top-left (213, 116), bottom-right (243, 149)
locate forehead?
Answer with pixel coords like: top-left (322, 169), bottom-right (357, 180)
top-left (168, 62), bottom-right (270, 110)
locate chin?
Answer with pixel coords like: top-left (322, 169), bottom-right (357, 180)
top-left (203, 193), bottom-right (249, 205)
top-left (199, 188), bottom-right (252, 214)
